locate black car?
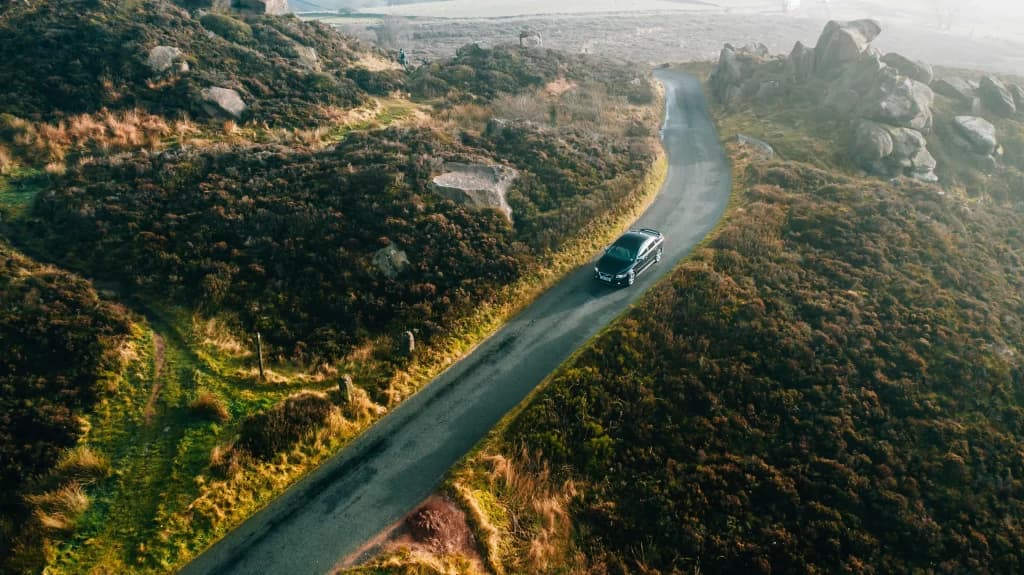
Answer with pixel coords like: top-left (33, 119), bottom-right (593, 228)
top-left (594, 228), bottom-right (665, 286)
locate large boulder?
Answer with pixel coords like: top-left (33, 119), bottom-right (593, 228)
top-left (979, 76), bottom-right (1017, 117)
top-left (860, 70), bottom-right (933, 132)
top-left (1010, 84), bottom-right (1024, 110)
top-left (200, 87), bottom-right (247, 118)
top-left (234, 0), bottom-right (288, 14)
top-left (881, 52), bottom-right (933, 84)
top-left (710, 43), bottom-right (771, 104)
top-left (931, 77), bottom-right (977, 103)
top-left (784, 41), bottom-right (815, 84)
top-left (146, 46), bottom-right (188, 75)
top-left (853, 120), bottom-right (894, 167)
top-left (813, 19), bottom-right (882, 78)
top-left (432, 163), bottom-right (518, 220)
top-left (887, 126), bottom-right (937, 181)
top-left (952, 116), bottom-right (998, 156)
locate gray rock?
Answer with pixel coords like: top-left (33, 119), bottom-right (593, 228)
top-left (146, 46), bottom-right (188, 75)
top-left (233, 0), bottom-right (288, 14)
top-left (979, 76), bottom-right (1017, 117)
top-left (1010, 84), bottom-right (1024, 110)
top-left (200, 87), bottom-right (246, 118)
top-left (295, 45), bottom-right (319, 70)
top-left (710, 44), bottom-right (743, 103)
top-left (853, 120), bottom-right (894, 165)
top-left (785, 41), bottom-right (815, 83)
top-left (519, 30), bottom-right (543, 48)
top-left (881, 52), bottom-right (934, 84)
top-left (372, 244), bottom-right (410, 279)
top-left (887, 126), bottom-right (937, 181)
top-left (736, 134), bottom-right (775, 158)
top-left (931, 77), bottom-right (977, 102)
top-left (813, 19), bottom-right (882, 78)
top-left (432, 163), bottom-right (518, 220)
top-left (952, 115), bottom-right (998, 156)
top-left (860, 71), bottom-right (933, 132)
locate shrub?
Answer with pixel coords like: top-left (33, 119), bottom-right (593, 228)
top-left (200, 13), bottom-right (253, 44)
top-left (209, 445), bottom-right (244, 479)
top-left (236, 392), bottom-right (336, 460)
top-left (189, 391), bottom-right (231, 423)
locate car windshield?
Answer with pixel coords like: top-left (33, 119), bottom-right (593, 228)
top-left (606, 245), bottom-right (634, 261)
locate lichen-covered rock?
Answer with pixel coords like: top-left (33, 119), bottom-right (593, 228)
top-left (853, 120), bottom-right (894, 166)
top-left (881, 52), bottom-right (933, 84)
top-left (979, 76), bottom-right (1016, 117)
top-left (813, 19), bottom-right (881, 78)
top-left (784, 41), bottom-right (815, 83)
top-left (931, 77), bottom-right (978, 103)
top-left (952, 115), bottom-right (998, 156)
top-left (432, 163), bottom-right (518, 220)
top-left (233, 0), bottom-right (288, 14)
top-left (146, 45), bottom-right (188, 75)
top-left (200, 87), bottom-right (246, 118)
top-left (1010, 84), bottom-right (1024, 110)
top-left (859, 70), bottom-right (933, 133)
top-left (372, 244), bottom-right (410, 279)
top-left (887, 126), bottom-right (937, 181)
top-left (294, 45), bottom-right (319, 70)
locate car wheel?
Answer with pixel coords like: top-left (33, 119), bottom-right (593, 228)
top-left (627, 270), bottom-right (635, 286)
top-left (655, 248), bottom-right (663, 263)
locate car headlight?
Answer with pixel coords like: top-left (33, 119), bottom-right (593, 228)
top-left (594, 266), bottom-right (600, 273)
top-left (615, 273), bottom-right (627, 279)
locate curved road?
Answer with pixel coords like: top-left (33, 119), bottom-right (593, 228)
top-left (179, 70), bottom-right (731, 575)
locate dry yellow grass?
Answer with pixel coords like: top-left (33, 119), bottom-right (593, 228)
top-left (53, 446), bottom-right (110, 484)
top-left (193, 315), bottom-right (252, 358)
top-left (27, 483), bottom-right (91, 533)
top-left (0, 144), bottom-right (14, 174)
top-left (2, 109), bottom-right (173, 165)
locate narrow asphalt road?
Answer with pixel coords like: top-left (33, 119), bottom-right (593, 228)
top-left (178, 70), bottom-right (731, 575)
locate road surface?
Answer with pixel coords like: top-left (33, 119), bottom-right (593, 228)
top-left (178, 69), bottom-right (731, 575)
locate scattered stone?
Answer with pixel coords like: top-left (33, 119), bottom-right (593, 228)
top-left (881, 52), bottom-right (933, 84)
top-left (146, 45), bottom-right (188, 75)
top-left (372, 244), bottom-right (410, 279)
top-left (294, 45), bottom-right (319, 70)
top-left (952, 115), bottom-right (998, 156)
top-left (736, 134), bottom-right (774, 158)
top-left (200, 87), bottom-right (246, 118)
top-left (432, 163), bottom-right (518, 220)
top-left (519, 30), bottom-right (543, 48)
top-left (931, 77), bottom-right (977, 103)
top-left (813, 19), bottom-right (881, 78)
top-left (979, 76), bottom-right (1017, 117)
top-left (888, 126), bottom-right (937, 181)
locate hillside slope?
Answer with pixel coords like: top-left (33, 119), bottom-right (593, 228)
top-left (448, 77), bottom-right (1024, 573)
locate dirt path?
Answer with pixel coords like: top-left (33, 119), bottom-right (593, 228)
top-left (143, 332), bottom-right (166, 424)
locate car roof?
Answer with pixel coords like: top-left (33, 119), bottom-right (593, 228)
top-left (613, 231), bottom-right (651, 251)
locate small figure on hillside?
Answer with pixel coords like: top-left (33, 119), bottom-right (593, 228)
top-left (398, 48), bottom-right (408, 70)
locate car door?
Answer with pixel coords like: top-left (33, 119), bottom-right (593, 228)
top-left (635, 241), bottom-right (650, 271)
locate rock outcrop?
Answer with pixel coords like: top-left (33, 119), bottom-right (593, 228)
top-left (432, 163), bottom-right (518, 220)
top-left (1010, 84), bottom-right (1024, 110)
top-left (931, 77), bottom-right (977, 103)
top-left (200, 87), bottom-right (247, 118)
top-left (979, 76), bottom-right (1017, 117)
top-left (881, 52), bottom-right (933, 84)
top-left (710, 19), bottom-right (941, 182)
top-left (952, 116), bottom-right (998, 156)
top-left (146, 46), bottom-right (189, 75)
top-left (813, 19), bottom-right (881, 78)
top-left (233, 0), bottom-right (289, 14)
